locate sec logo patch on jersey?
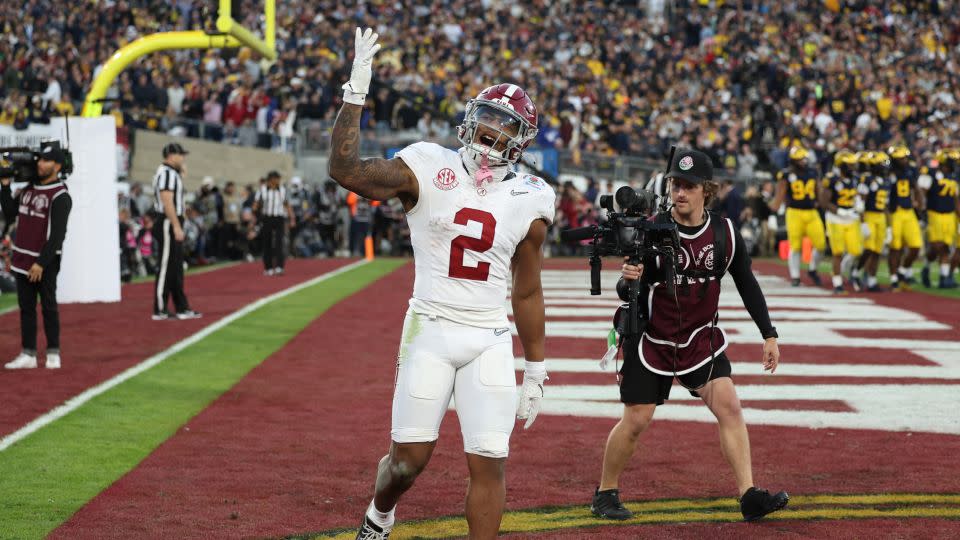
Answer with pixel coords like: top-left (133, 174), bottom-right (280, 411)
top-left (434, 168), bottom-right (459, 190)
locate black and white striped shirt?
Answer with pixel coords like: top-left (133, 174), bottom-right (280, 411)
top-left (255, 185), bottom-right (287, 217)
top-left (153, 164), bottom-right (185, 217)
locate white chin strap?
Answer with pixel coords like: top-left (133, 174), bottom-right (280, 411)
top-left (460, 147), bottom-right (512, 185)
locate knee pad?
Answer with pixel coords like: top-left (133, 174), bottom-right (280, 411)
top-left (463, 432), bottom-right (510, 459)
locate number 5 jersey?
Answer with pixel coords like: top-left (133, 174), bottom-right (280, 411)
top-left (396, 142), bottom-right (556, 328)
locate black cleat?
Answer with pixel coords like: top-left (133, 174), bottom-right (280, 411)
top-left (807, 270), bottom-right (822, 287)
top-left (739, 487), bottom-right (789, 522)
top-left (356, 515), bottom-right (391, 539)
top-left (791, 278), bottom-right (801, 287)
top-left (591, 487), bottom-right (633, 520)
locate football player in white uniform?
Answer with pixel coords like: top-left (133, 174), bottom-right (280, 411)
top-left (328, 28), bottom-right (555, 540)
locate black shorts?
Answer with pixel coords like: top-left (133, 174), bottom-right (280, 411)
top-left (618, 337), bottom-right (732, 405)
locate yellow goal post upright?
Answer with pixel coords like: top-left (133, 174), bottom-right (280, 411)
top-left (82, 0), bottom-right (276, 117)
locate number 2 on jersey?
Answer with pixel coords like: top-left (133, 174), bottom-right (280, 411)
top-left (449, 208), bottom-right (497, 281)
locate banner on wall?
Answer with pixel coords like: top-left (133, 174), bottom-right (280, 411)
top-left (1, 117), bottom-right (120, 303)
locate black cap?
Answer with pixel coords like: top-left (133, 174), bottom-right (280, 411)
top-left (162, 142), bottom-right (189, 158)
top-left (665, 148), bottom-right (713, 184)
top-left (38, 143), bottom-right (65, 164)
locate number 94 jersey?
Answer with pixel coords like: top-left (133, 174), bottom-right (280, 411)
top-left (396, 142), bottom-right (555, 328)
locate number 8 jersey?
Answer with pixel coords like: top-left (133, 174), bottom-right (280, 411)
top-left (396, 142), bottom-right (556, 328)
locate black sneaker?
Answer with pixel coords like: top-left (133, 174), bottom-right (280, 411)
top-left (739, 487), bottom-right (789, 522)
top-left (356, 515), bottom-right (391, 539)
top-left (591, 487), bottom-right (633, 520)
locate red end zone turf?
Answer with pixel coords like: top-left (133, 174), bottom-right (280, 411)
top-left (52, 259), bottom-right (960, 538)
top-left (0, 259), bottom-right (355, 438)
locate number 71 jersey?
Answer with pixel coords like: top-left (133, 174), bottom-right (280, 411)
top-left (396, 142), bottom-right (556, 327)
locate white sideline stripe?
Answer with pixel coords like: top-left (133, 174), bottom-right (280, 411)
top-left (0, 259), bottom-right (371, 453)
top-left (513, 358), bottom-right (960, 379)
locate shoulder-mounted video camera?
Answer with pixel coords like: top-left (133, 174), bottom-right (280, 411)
top-left (560, 186), bottom-right (681, 336)
top-left (0, 140), bottom-right (74, 184)
top-left (560, 147), bottom-right (688, 337)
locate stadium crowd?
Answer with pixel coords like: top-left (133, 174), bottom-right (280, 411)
top-left (2, 1), bottom-right (960, 289)
top-left (2, 1), bottom-right (959, 169)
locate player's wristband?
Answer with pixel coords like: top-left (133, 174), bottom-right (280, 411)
top-left (523, 360), bottom-right (547, 381)
top-left (342, 83), bottom-right (367, 106)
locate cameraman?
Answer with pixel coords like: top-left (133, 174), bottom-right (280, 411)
top-left (1, 144), bottom-right (72, 370)
top-left (591, 149), bottom-right (788, 522)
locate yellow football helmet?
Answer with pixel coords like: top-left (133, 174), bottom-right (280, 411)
top-left (859, 151), bottom-right (875, 165)
top-left (834, 150), bottom-right (858, 167)
top-left (948, 148), bottom-right (960, 162)
top-left (887, 145), bottom-right (910, 159)
top-left (789, 146), bottom-right (809, 161)
top-left (872, 151), bottom-right (890, 168)
top-left (935, 149), bottom-right (949, 164)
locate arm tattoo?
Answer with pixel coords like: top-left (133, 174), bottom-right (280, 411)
top-left (329, 104), bottom-right (411, 201)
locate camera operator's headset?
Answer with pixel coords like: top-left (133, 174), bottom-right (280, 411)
top-left (616, 209), bottom-right (729, 393)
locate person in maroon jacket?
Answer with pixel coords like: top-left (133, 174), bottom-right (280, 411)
top-left (1, 144), bottom-right (72, 370)
top-left (590, 148), bottom-right (789, 522)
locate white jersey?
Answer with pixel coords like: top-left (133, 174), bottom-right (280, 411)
top-left (396, 142), bottom-right (555, 328)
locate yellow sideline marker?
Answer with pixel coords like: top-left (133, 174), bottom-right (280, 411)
top-left (312, 493), bottom-right (960, 539)
top-left (83, 0), bottom-right (275, 117)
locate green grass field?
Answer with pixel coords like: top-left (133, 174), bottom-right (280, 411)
top-left (763, 256), bottom-right (960, 299)
top-left (0, 292), bottom-right (15, 313)
top-left (0, 259), bottom-right (404, 538)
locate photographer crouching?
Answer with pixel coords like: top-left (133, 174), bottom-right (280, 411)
top-left (590, 149), bottom-right (788, 522)
top-left (1, 143), bottom-right (72, 370)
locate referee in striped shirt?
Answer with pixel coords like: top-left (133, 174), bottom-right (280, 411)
top-left (152, 143), bottom-right (201, 320)
top-left (253, 170), bottom-right (295, 276)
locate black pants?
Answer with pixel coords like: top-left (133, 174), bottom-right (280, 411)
top-left (154, 217), bottom-right (190, 315)
top-left (318, 223), bottom-right (336, 256)
top-left (262, 216), bottom-right (286, 270)
top-left (16, 257), bottom-right (60, 352)
top-left (349, 220), bottom-right (369, 255)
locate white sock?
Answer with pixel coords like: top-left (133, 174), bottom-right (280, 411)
top-left (890, 272), bottom-right (900, 285)
top-left (832, 275), bottom-right (843, 288)
top-left (901, 267), bottom-right (913, 278)
top-left (840, 254), bottom-right (854, 275)
top-left (941, 263), bottom-right (951, 278)
top-left (788, 251), bottom-right (801, 279)
top-left (867, 276), bottom-right (878, 287)
top-left (366, 499), bottom-right (396, 529)
top-left (809, 249), bottom-right (821, 270)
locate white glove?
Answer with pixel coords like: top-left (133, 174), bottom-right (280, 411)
top-left (860, 221), bottom-right (872, 239)
top-left (516, 361), bottom-right (547, 429)
top-left (342, 27), bottom-right (381, 105)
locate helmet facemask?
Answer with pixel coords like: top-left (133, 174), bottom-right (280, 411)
top-left (458, 101), bottom-right (537, 166)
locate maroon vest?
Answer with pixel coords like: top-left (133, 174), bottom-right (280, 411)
top-left (11, 182), bottom-right (69, 274)
top-left (639, 214), bottom-right (734, 376)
